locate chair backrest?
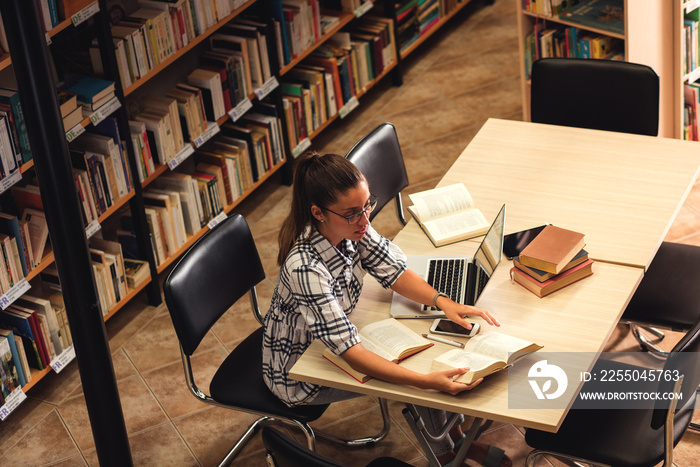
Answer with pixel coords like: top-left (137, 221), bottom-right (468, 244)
top-left (262, 426), bottom-right (347, 467)
top-left (346, 122), bottom-right (409, 223)
top-left (163, 214), bottom-right (266, 356)
top-left (530, 58), bottom-right (659, 136)
top-left (651, 315), bottom-right (700, 429)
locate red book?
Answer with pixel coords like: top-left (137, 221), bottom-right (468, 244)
top-left (511, 259), bottom-right (594, 298)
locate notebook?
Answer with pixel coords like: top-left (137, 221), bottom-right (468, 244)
top-left (390, 204), bottom-right (506, 318)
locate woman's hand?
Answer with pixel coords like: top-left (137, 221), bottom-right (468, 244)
top-left (424, 367), bottom-right (483, 395)
top-left (438, 298), bottom-right (501, 331)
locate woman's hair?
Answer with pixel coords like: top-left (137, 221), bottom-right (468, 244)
top-left (277, 151), bottom-right (365, 265)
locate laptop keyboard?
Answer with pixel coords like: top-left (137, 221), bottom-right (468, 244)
top-left (423, 258), bottom-right (466, 311)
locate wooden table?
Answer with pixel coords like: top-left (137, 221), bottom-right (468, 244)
top-left (290, 119), bottom-right (700, 443)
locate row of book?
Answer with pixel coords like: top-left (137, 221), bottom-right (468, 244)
top-left (511, 225), bottom-right (594, 298)
top-left (119, 112), bottom-right (284, 267)
top-left (97, 0), bottom-right (252, 90)
top-left (523, 24), bottom-right (623, 79)
top-left (0, 87), bottom-right (32, 179)
top-left (684, 83), bottom-right (700, 142)
top-left (0, 293), bottom-right (70, 399)
top-left (0, 203), bottom-right (47, 294)
top-left (521, 0), bottom-right (576, 16)
top-left (282, 15), bottom-right (395, 151)
top-left (683, 7), bottom-right (700, 77)
top-left (396, 0), bottom-right (461, 53)
top-left (67, 120), bottom-right (134, 226)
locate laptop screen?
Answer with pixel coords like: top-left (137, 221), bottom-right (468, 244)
top-left (473, 204), bottom-right (506, 298)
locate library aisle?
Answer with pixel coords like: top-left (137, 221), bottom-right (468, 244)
top-left (1, 0), bottom-right (699, 465)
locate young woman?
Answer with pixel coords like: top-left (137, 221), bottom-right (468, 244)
top-left (262, 152), bottom-right (511, 467)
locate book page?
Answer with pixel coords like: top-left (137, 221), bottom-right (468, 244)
top-left (423, 209), bottom-right (488, 241)
top-left (408, 183), bottom-right (475, 221)
top-left (360, 318), bottom-right (429, 361)
top-left (464, 332), bottom-right (536, 362)
top-left (433, 348), bottom-right (500, 372)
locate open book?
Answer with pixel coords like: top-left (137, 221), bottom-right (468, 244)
top-left (407, 183), bottom-right (490, 247)
top-left (322, 318), bottom-right (434, 383)
top-left (430, 332), bottom-right (543, 384)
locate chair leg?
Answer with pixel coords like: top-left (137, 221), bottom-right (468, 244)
top-left (526, 449), bottom-right (607, 467)
top-left (218, 416), bottom-right (318, 466)
top-left (630, 323), bottom-right (669, 356)
top-left (313, 397), bottom-right (391, 447)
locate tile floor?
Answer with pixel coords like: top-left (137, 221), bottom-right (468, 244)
top-left (2, 0), bottom-right (700, 465)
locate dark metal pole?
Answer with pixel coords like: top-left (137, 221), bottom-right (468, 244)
top-left (0, 1), bottom-right (133, 465)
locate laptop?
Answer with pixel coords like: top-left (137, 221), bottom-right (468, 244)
top-left (390, 204), bottom-right (506, 318)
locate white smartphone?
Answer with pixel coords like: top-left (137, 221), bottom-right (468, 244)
top-left (429, 319), bottom-right (480, 338)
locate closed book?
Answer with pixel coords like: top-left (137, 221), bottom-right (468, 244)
top-left (518, 225), bottom-right (585, 274)
top-left (0, 328), bottom-right (25, 387)
top-left (57, 74), bottom-right (116, 105)
top-left (511, 259), bottom-right (594, 298)
top-left (0, 308), bottom-right (42, 369)
top-left (514, 249), bottom-right (589, 282)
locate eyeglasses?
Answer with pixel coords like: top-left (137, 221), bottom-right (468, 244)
top-left (323, 196), bottom-right (378, 225)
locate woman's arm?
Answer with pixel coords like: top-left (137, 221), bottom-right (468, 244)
top-left (341, 342), bottom-right (482, 395)
top-left (390, 269), bottom-right (501, 330)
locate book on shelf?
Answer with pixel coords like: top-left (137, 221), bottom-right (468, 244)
top-left (0, 306), bottom-right (45, 369)
top-left (0, 87), bottom-right (32, 163)
top-left (511, 259), bottom-right (595, 298)
top-left (322, 318), bottom-right (434, 383)
top-left (187, 68), bottom-right (227, 121)
top-left (430, 332), bottom-right (543, 384)
top-left (0, 112), bottom-right (20, 177)
top-left (0, 332), bottom-right (21, 399)
top-left (0, 328), bottom-right (27, 387)
top-left (407, 183), bottom-right (490, 247)
top-left (518, 225), bottom-right (586, 275)
top-left (15, 295), bottom-right (64, 357)
top-left (0, 212), bottom-right (29, 278)
top-left (514, 249), bottom-right (589, 282)
top-left (559, 0), bottom-right (624, 36)
top-left (123, 258), bottom-right (150, 289)
top-left (62, 107), bottom-right (84, 132)
top-left (57, 74), bottom-right (116, 107)
top-left (19, 208), bottom-right (48, 268)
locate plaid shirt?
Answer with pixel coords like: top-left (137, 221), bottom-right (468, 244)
top-left (262, 224), bottom-right (407, 407)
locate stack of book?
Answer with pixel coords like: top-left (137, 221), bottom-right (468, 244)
top-left (57, 74), bottom-right (116, 114)
top-left (511, 225), bottom-right (594, 298)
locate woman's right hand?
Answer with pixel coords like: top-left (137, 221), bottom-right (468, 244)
top-left (425, 368), bottom-right (483, 395)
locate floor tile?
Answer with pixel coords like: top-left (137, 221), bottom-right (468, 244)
top-left (1, 410), bottom-right (79, 465)
top-left (0, 398), bottom-right (55, 456)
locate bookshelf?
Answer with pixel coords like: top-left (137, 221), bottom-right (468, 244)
top-left (674, 0), bottom-right (700, 140)
top-left (515, 0), bottom-right (675, 138)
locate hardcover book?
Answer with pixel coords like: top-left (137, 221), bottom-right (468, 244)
top-left (511, 259), bottom-right (595, 298)
top-left (407, 183), bottom-right (490, 247)
top-left (322, 318), bottom-right (433, 383)
top-left (431, 332), bottom-right (543, 384)
top-left (518, 225), bottom-right (586, 274)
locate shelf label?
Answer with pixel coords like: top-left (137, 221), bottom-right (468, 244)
top-left (0, 170), bottom-right (22, 195)
top-left (88, 97), bottom-right (121, 126)
top-left (254, 76), bottom-right (279, 100)
top-left (50, 345), bottom-right (76, 374)
top-left (292, 138), bottom-right (311, 158)
top-left (355, 1), bottom-right (374, 17)
top-left (65, 123), bottom-right (86, 143)
top-left (193, 122), bottom-right (220, 148)
top-left (0, 388), bottom-right (27, 421)
top-left (688, 0), bottom-right (700, 14)
top-left (338, 96), bottom-right (359, 119)
top-left (45, 33), bottom-right (52, 46)
top-left (85, 220), bottom-right (101, 239)
top-left (168, 144), bottom-right (195, 170)
top-left (207, 211), bottom-right (228, 229)
top-left (0, 279), bottom-right (31, 310)
top-left (689, 67), bottom-right (700, 85)
top-left (71, 1), bottom-right (100, 27)
top-left (228, 98), bottom-right (253, 122)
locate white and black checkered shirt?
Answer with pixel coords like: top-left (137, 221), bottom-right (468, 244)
top-left (262, 224), bottom-right (407, 407)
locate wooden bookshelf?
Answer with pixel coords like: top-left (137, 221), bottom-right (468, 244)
top-left (515, 0), bottom-right (675, 137)
top-left (400, 0), bottom-right (475, 59)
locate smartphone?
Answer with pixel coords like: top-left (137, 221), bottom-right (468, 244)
top-left (429, 319), bottom-right (480, 338)
top-left (502, 224), bottom-right (548, 259)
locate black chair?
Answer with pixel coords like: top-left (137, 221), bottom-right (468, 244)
top-left (530, 57), bottom-right (700, 355)
top-left (262, 426), bottom-right (413, 467)
top-left (525, 316), bottom-right (700, 467)
top-left (530, 57), bottom-right (659, 136)
top-left (346, 122), bottom-right (410, 225)
top-left (163, 214), bottom-right (390, 466)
